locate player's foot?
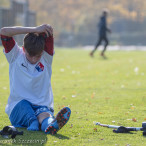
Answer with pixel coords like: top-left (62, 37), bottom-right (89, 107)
top-left (90, 52), bottom-right (94, 57)
top-left (45, 107), bottom-right (71, 135)
top-left (100, 53), bottom-right (107, 59)
top-left (27, 120), bottom-right (39, 131)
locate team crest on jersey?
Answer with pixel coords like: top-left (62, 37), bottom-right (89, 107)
top-left (35, 62), bottom-right (44, 72)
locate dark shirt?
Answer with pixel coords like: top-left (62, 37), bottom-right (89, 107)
top-left (98, 15), bottom-right (107, 36)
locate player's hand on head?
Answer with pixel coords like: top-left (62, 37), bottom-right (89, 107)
top-left (46, 24), bottom-right (53, 36)
top-left (36, 24), bottom-right (53, 37)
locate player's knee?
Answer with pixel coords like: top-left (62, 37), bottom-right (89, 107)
top-left (37, 112), bottom-right (51, 124)
top-left (105, 41), bottom-right (109, 46)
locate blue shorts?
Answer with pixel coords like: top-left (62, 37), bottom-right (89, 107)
top-left (9, 100), bottom-right (54, 128)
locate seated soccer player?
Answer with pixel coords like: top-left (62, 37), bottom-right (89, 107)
top-left (0, 24), bottom-right (71, 134)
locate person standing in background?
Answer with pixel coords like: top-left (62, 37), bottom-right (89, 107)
top-left (90, 9), bottom-right (111, 58)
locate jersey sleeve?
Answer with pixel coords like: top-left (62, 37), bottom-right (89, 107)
top-left (40, 33), bottom-right (55, 65)
top-left (1, 35), bottom-right (21, 63)
top-left (1, 35), bottom-right (15, 53)
top-left (40, 33), bottom-right (54, 56)
top-left (44, 35), bottom-right (54, 56)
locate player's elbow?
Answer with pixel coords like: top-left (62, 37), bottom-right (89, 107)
top-left (0, 27), bottom-right (8, 35)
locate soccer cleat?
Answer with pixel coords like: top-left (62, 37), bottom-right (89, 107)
top-left (100, 52), bottom-right (107, 59)
top-left (90, 52), bottom-right (94, 57)
top-left (45, 107), bottom-right (71, 135)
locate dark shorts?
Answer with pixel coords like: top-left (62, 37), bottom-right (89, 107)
top-left (9, 100), bottom-right (54, 127)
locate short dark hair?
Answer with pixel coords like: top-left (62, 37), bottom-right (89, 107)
top-left (23, 33), bottom-right (45, 56)
top-left (102, 8), bottom-right (109, 15)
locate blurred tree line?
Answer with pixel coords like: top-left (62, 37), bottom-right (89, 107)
top-left (0, 0), bottom-right (10, 7)
top-left (29, 0), bottom-right (146, 46)
top-left (1, 0), bottom-right (146, 46)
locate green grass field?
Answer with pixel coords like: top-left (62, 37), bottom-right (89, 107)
top-left (0, 47), bottom-right (146, 146)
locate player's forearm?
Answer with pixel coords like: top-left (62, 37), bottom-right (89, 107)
top-left (106, 28), bottom-right (111, 33)
top-left (0, 26), bottom-right (36, 37)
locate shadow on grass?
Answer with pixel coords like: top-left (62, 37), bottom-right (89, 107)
top-left (115, 132), bottom-right (136, 134)
top-left (52, 133), bottom-right (70, 140)
top-left (99, 55), bottom-right (108, 60)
